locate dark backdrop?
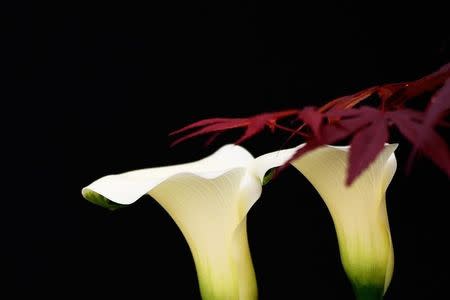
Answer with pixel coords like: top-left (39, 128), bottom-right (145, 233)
top-left (9, 0), bottom-right (449, 299)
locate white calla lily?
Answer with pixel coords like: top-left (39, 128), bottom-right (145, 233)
top-left (257, 144), bottom-right (398, 299)
top-left (82, 144), bottom-right (285, 300)
top-left (290, 144), bottom-right (397, 299)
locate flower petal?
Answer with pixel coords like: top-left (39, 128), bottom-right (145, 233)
top-left (82, 143), bottom-right (293, 299)
top-left (147, 168), bottom-right (260, 299)
top-left (148, 168), bottom-right (257, 246)
top-left (290, 144), bottom-right (398, 296)
top-left (290, 144), bottom-right (397, 210)
top-left (82, 144), bottom-right (254, 205)
top-left (251, 144), bottom-right (303, 182)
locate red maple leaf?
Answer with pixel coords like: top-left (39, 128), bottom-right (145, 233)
top-left (423, 77), bottom-right (450, 127)
top-left (287, 105), bottom-right (449, 185)
top-left (383, 63), bottom-right (450, 109)
top-left (288, 107), bottom-right (389, 185)
top-left (319, 62), bottom-right (450, 112)
top-left (171, 63), bottom-right (450, 184)
top-left (346, 112), bottom-right (388, 185)
top-left (170, 110), bottom-right (300, 146)
top-left (388, 109), bottom-right (450, 177)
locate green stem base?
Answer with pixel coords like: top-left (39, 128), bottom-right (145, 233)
top-left (353, 284), bottom-right (383, 300)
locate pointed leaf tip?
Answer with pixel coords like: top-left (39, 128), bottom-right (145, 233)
top-left (424, 78), bottom-right (450, 127)
top-left (169, 118), bottom-right (233, 136)
top-left (347, 118), bottom-right (389, 185)
top-left (298, 107), bottom-right (323, 138)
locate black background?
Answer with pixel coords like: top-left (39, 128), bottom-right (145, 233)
top-left (9, 0), bottom-right (449, 298)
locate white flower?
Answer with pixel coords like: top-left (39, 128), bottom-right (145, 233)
top-left (259, 144), bottom-right (397, 298)
top-left (292, 144), bottom-right (397, 298)
top-left (82, 144), bottom-right (285, 300)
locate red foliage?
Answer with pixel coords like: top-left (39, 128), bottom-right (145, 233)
top-left (171, 63), bottom-right (450, 184)
top-left (170, 110), bottom-right (299, 146)
top-left (424, 77), bottom-right (450, 127)
top-left (320, 62), bottom-right (450, 112)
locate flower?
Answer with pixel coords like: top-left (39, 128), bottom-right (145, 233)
top-left (82, 144), bottom-right (284, 300)
top-left (257, 144), bottom-right (397, 299)
top-left (290, 144), bottom-right (397, 299)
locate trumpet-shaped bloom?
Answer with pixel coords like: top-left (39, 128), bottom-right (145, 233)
top-left (82, 145), bottom-right (284, 300)
top-left (293, 144), bottom-right (397, 299)
top-left (259, 144), bottom-right (397, 299)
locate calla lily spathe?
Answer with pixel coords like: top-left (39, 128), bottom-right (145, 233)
top-left (82, 144), bottom-right (285, 300)
top-left (259, 144), bottom-right (397, 299)
top-left (290, 145), bottom-right (397, 299)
